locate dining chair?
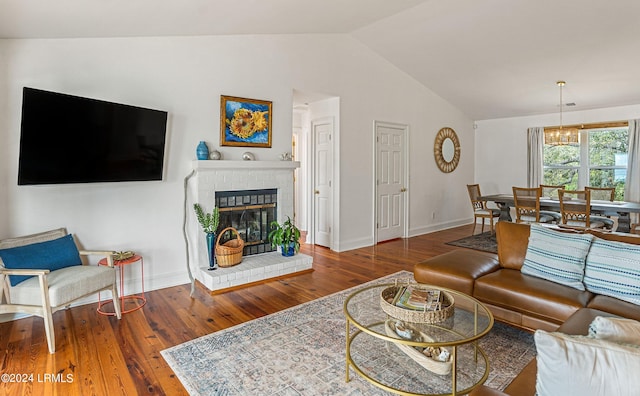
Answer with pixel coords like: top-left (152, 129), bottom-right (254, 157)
top-left (539, 184), bottom-right (565, 223)
top-left (512, 187), bottom-right (554, 224)
top-left (584, 186), bottom-right (616, 230)
top-left (466, 184), bottom-right (500, 235)
top-left (558, 189), bottom-right (606, 229)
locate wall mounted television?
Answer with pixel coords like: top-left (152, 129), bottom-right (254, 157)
top-left (18, 87), bottom-right (168, 185)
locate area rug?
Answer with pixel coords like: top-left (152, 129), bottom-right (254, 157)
top-left (446, 231), bottom-right (498, 254)
top-left (161, 271), bottom-right (534, 395)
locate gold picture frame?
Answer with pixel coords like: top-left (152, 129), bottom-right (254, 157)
top-left (220, 95), bottom-right (272, 147)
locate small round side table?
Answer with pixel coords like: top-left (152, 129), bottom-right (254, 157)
top-left (97, 254), bottom-right (146, 316)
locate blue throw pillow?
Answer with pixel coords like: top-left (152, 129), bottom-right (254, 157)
top-left (0, 234), bottom-right (82, 286)
top-left (584, 238), bottom-right (640, 305)
top-left (521, 224), bottom-right (593, 290)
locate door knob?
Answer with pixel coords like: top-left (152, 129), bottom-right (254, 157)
top-left (401, 187), bottom-right (407, 192)
top-left (314, 190), bottom-right (320, 195)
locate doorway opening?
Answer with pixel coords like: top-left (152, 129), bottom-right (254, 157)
top-left (292, 89), bottom-right (340, 250)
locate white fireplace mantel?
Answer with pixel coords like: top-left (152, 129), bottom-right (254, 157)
top-left (192, 160), bottom-right (300, 171)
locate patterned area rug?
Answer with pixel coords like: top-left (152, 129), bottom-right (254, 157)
top-left (446, 231), bottom-right (498, 254)
top-left (161, 271), bottom-right (534, 395)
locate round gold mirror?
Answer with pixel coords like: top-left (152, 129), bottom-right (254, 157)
top-left (434, 127), bottom-right (460, 173)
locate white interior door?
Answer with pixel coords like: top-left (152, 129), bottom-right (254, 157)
top-left (313, 117), bottom-right (333, 248)
top-left (375, 121), bottom-right (408, 243)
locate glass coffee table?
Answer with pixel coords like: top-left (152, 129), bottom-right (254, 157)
top-left (343, 282), bottom-right (494, 396)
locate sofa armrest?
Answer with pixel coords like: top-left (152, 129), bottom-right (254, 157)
top-left (414, 250), bottom-right (499, 295)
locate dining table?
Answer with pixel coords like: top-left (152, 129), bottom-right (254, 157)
top-left (480, 193), bottom-right (640, 233)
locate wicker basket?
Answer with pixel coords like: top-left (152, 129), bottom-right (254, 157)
top-left (215, 227), bottom-right (244, 268)
top-left (384, 320), bottom-right (452, 375)
top-left (380, 284), bottom-right (454, 324)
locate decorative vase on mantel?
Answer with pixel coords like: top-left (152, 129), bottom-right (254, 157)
top-left (196, 141), bottom-right (209, 160)
top-left (206, 232), bottom-right (218, 270)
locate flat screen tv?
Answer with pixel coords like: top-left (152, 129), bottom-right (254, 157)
top-left (18, 87), bottom-right (168, 185)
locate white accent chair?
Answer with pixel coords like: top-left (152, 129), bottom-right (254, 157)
top-left (0, 228), bottom-right (121, 353)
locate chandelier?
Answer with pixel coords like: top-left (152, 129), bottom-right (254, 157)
top-left (544, 81), bottom-right (579, 146)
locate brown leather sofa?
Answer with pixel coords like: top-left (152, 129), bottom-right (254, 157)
top-left (413, 221), bottom-right (640, 395)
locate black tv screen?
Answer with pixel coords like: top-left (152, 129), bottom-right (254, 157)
top-left (18, 87), bottom-right (168, 185)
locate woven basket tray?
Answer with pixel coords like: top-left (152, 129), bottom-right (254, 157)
top-left (380, 284), bottom-right (455, 324)
top-left (215, 227), bottom-right (244, 268)
top-left (384, 319), bottom-right (452, 375)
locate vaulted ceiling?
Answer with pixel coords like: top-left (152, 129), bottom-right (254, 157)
top-left (2, 0), bottom-right (639, 120)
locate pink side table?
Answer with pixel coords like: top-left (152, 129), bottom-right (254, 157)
top-left (97, 254), bottom-right (146, 316)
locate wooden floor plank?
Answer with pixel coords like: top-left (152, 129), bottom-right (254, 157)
top-left (0, 224), bottom-right (472, 395)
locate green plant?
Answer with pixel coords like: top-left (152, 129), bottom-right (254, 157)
top-left (194, 204), bottom-right (219, 234)
top-left (268, 216), bottom-right (301, 253)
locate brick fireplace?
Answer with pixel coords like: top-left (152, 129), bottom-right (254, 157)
top-left (191, 160), bottom-right (312, 292)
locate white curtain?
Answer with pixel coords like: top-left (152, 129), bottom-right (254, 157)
top-left (626, 119), bottom-right (640, 223)
top-left (527, 127), bottom-right (544, 187)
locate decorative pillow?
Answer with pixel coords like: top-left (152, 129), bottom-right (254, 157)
top-left (521, 224), bottom-right (593, 290)
top-left (588, 316), bottom-right (640, 345)
top-left (535, 330), bottom-right (640, 396)
top-left (584, 238), bottom-right (640, 305)
top-left (0, 234), bottom-right (82, 286)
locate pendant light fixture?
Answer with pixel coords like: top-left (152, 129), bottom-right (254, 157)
top-left (544, 80), bottom-right (579, 146)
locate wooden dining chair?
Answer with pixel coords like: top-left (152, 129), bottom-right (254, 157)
top-left (512, 187), bottom-right (554, 224)
top-left (558, 189), bottom-right (606, 229)
top-left (466, 184), bottom-right (500, 235)
top-left (539, 184), bottom-right (565, 223)
top-left (585, 186), bottom-right (616, 229)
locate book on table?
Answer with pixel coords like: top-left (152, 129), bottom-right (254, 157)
top-left (393, 286), bottom-right (443, 312)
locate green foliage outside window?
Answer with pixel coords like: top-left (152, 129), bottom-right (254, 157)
top-left (543, 128), bottom-right (628, 200)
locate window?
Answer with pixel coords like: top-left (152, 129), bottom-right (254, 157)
top-left (543, 127), bottom-right (628, 200)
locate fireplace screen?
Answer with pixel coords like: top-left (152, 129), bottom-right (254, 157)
top-left (215, 189), bottom-right (277, 256)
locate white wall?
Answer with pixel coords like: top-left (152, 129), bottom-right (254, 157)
top-left (0, 43), bottom-right (8, 237)
top-left (474, 104), bottom-right (640, 195)
top-left (1, 34), bottom-right (474, 294)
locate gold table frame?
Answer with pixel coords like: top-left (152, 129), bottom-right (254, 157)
top-left (343, 283), bottom-right (495, 396)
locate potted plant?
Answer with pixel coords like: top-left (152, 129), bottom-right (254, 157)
top-left (194, 203), bottom-right (220, 270)
top-left (268, 216), bottom-right (301, 257)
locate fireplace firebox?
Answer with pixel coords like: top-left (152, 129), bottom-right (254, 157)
top-left (215, 189), bottom-right (277, 256)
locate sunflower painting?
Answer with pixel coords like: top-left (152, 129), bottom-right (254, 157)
top-left (220, 95), bottom-right (272, 147)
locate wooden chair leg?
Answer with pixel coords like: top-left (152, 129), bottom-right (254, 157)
top-left (472, 216), bottom-right (477, 235)
top-left (112, 283), bottom-right (122, 319)
top-left (481, 218), bottom-right (486, 234)
top-left (37, 275), bottom-right (56, 353)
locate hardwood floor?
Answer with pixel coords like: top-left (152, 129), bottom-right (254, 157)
top-left (0, 224), bottom-right (473, 395)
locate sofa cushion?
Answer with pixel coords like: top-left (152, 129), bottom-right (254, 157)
top-left (584, 237), bottom-right (640, 305)
top-left (587, 295), bottom-right (640, 322)
top-left (413, 250), bottom-right (499, 295)
top-left (496, 221), bottom-right (530, 270)
top-left (589, 316), bottom-right (640, 344)
top-left (474, 269), bottom-right (592, 325)
top-left (0, 234), bottom-right (82, 286)
top-left (520, 224), bottom-right (593, 291)
top-left (535, 330), bottom-right (640, 396)
top-left (558, 308), bottom-right (618, 336)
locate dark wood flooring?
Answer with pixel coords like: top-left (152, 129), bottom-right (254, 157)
top-left (0, 224), bottom-right (473, 395)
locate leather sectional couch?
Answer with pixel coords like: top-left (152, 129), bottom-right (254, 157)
top-left (413, 221), bottom-right (640, 395)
